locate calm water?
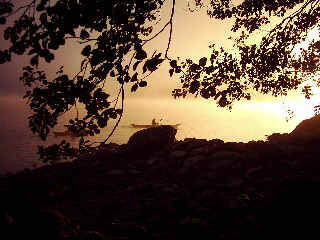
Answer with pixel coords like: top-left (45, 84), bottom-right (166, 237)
top-left (0, 95), bottom-right (304, 174)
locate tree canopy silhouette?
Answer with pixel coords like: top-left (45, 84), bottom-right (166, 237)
top-left (1, 0), bottom-right (320, 162)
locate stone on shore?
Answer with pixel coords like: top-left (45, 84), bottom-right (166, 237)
top-left (123, 125), bottom-right (177, 158)
top-left (290, 114), bottom-right (320, 141)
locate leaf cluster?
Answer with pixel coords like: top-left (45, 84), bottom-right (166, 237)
top-left (171, 46), bottom-right (250, 108)
top-left (0, 0), bottom-right (166, 162)
top-left (170, 0), bottom-right (320, 108)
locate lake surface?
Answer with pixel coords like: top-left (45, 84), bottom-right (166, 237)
top-left (0, 95), bottom-right (307, 174)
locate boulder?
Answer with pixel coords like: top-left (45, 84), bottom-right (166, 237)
top-left (124, 125), bottom-right (177, 158)
top-left (290, 114), bottom-right (320, 141)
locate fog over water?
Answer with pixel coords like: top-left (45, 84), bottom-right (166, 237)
top-left (0, 94), bottom-right (307, 174)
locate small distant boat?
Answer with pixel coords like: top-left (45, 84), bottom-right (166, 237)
top-left (131, 123), bottom-right (181, 129)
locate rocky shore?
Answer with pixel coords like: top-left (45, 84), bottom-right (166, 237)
top-left (2, 116), bottom-right (320, 239)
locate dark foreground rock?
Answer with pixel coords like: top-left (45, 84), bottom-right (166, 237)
top-left (2, 125), bottom-right (320, 239)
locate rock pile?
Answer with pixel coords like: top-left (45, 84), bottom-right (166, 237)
top-left (2, 122), bottom-right (320, 239)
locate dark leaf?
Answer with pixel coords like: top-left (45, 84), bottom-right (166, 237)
top-left (48, 41), bottom-right (59, 50)
top-left (109, 111), bottom-right (117, 119)
top-left (28, 49), bottom-right (37, 55)
top-left (214, 91), bottom-right (221, 100)
top-left (3, 27), bottom-right (11, 40)
top-left (218, 96), bottom-right (228, 107)
top-left (80, 29), bottom-right (90, 39)
top-left (190, 63), bottom-right (200, 72)
top-left (131, 83), bottom-right (138, 92)
top-left (205, 66), bottom-right (214, 74)
top-left (42, 39), bottom-right (48, 49)
top-left (0, 17), bottom-right (6, 25)
top-left (189, 80), bottom-right (200, 94)
top-left (97, 118), bottom-right (107, 128)
top-left (144, 58), bottom-right (164, 72)
top-left (143, 62), bottom-right (148, 73)
top-left (81, 45), bottom-right (91, 57)
top-left (116, 109), bottom-right (123, 114)
top-left (135, 49), bottom-right (147, 60)
top-left (133, 61), bottom-right (141, 71)
top-left (124, 75), bottom-right (131, 82)
top-left (44, 53), bottom-right (54, 63)
top-left (199, 57), bottom-right (207, 67)
top-left (175, 67), bottom-right (181, 73)
top-left (30, 55), bottom-right (39, 66)
top-left (139, 81), bottom-right (147, 87)
top-left (80, 59), bottom-right (86, 70)
top-left (154, 53), bottom-right (162, 59)
top-left (170, 60), bottom-right (177, 68)
top-left (131, 72), bottom-right (138, 82)
top-left (169, 68), bottom-right (174, 77)
top-left (69, 29), bottom-right (76, 37)
top-left (200, 89), bottom-right (210, 99)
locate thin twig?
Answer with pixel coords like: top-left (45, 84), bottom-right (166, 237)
top-left (102, 48), bottom-right (138, 143)
top-left (141, 0), bottom-right (176, 52)
top-left (103, 84), bottom-right (124, 144)
top-left (142, 22), bottom-right (170, 43)
top-left (165, 0), bottom-right (176, 60)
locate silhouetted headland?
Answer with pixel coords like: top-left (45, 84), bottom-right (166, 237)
top-left (2, 117), bottom-right (320, 239)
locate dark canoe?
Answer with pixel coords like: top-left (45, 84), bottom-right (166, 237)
top-left (130, 123), bottom-right (181, 129)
